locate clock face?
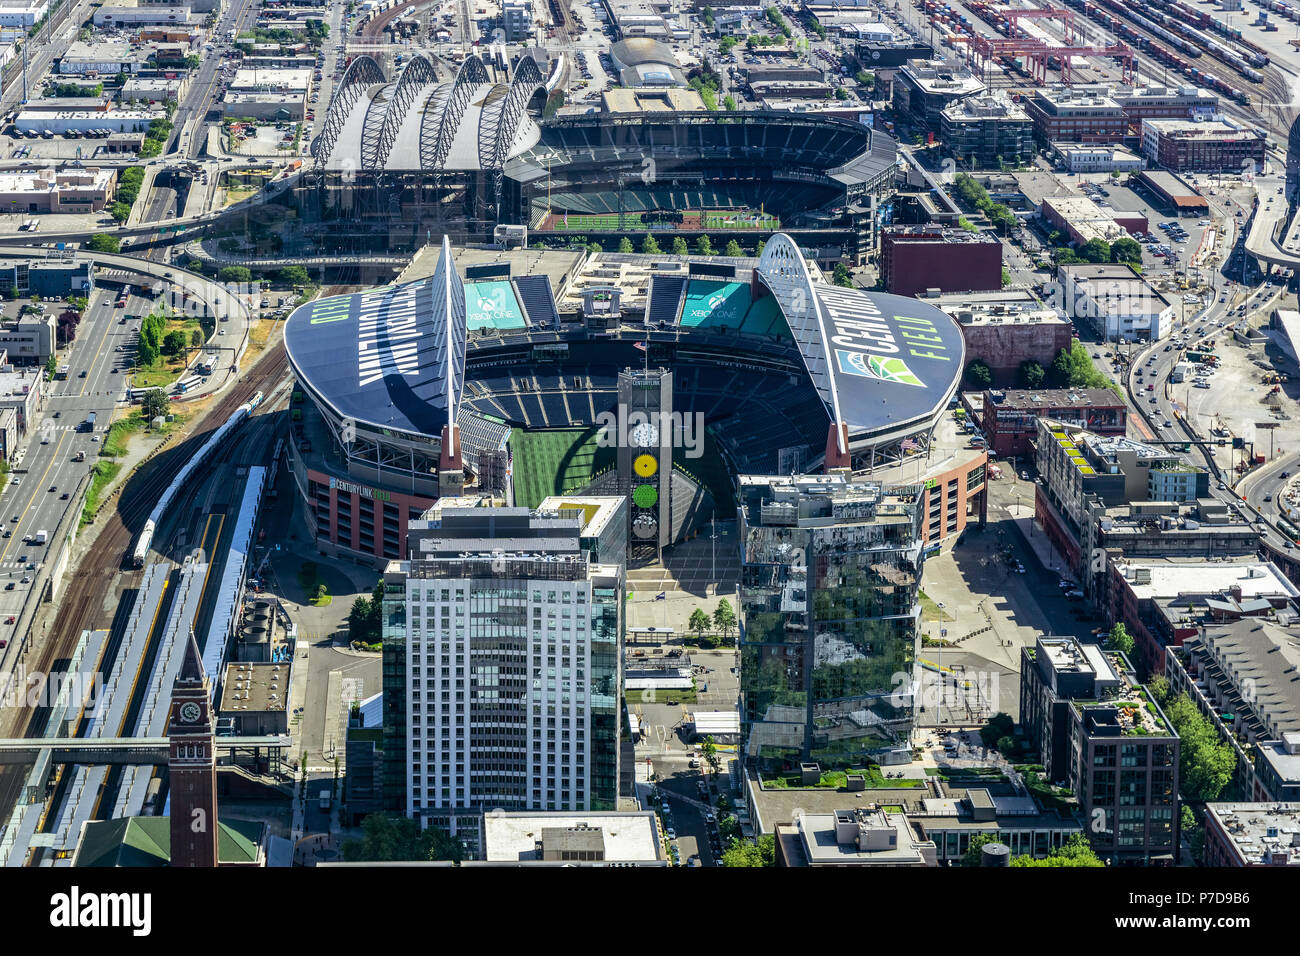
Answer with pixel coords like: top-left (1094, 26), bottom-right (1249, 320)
top-left (180, 701), bottom-right (201, 723)
top-left (630, 422), bottom-right (659, 448)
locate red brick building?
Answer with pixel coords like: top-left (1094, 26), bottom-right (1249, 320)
top-left (879, 226), bottom-right (1003, 297)
top-left (1140, 119), bottom-right (1267, 173)
top-left (975, 387), bottom-right (1127, 458)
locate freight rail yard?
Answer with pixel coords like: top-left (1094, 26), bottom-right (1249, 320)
top-left (903, 0), bottom-right (1300, 142)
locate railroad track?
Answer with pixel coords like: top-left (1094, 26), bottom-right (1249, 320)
top-left (0, 342), bottom-right (288, 831)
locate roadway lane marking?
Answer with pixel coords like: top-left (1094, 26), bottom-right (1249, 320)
top-left (0, 428), bottom-right (70, 565)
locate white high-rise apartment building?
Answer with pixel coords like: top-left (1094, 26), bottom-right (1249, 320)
top-left (387, 500), bottom-right (624, 846)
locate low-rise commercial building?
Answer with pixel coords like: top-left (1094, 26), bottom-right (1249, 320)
top-left (1140, 119), bottom-right (1267, 173)
top-left (976, 387), bottom-right (1127, 459)
top-left (1057, 262), bottom-right (1175, 342)
top-left (57, 40), bottom-right (153, 74)
top-left (1133, 169), bottom-right (1210, 216)
top-left (892, 59), bottom-right (984, 130)
top-left (480, 811), bottom-right (664, 864)
top-left (216, 661), bottom-right (291, 736)
top-left (0, 313), bottom-right (56, 365)
top-left (1026, 89), bottom-right (1127, 144)
top-left (1109, 558), bottom-right (1299, 676)
top-left (939, 94), bottom-right (1034, 168)
top-left (92, 0), bottom-right (196, 27)
top-left (1041, 195), bottom-right (1147, 248)
top-left (0, 259), bottom-right (93, 297)
top-left (1054, 144), bottom-right (1146, 174)
top-left (0, 0), bottom-right (46, 27)
top-left (1019, 636), bottom-right (1180, 864)
top-left (775, 808), bottom-right (938, 866)
top-left (120, 75), bottom-right (190, 105)
top-left (0, 164), bottom-right (117, 214)
top-left (941, 290), bottom-right (1072, 385)
top-left (0, 404), bottom-right (17, 462)
top-left (14, 109), bottom-right (162, 134)
top-left (879, 225), bottom-right (1002, 297)
top-left (222, 92), bottom-right (305, 121)
top-left (1203, 803), bottom-right (1300, 866)
top-left (0, 364), bottom-right (43, 431)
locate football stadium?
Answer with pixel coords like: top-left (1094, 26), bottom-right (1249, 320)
top-left (284, 235), bottom-right (979, 566)
top-left (300, 53), bottom-right (898, 263)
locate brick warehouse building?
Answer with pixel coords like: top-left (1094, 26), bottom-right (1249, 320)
top-left (1140, 119), bottom-right (1267, 173)
top-left (879, 226), bottom-right (1003, 297)
top-left (937, 290), bottom-right (1073, 386)
top-left (973, 387), bottom-right (1127, 459)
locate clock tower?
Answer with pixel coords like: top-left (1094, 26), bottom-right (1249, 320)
top-left (167, 631), bottom-right (219, 867)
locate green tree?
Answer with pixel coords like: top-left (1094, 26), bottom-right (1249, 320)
top-left (162, 330), bottom-right (188, 356)
top-left (855, 70), bottom-right (874, 87)
top-left (5, 287), bottom-right (16, 301)
top-left (702, 5), bottom-right (715, 28)
top-left (1109, 236), bottom-right (1143, 265)
top-left (45, 355), bottom-right (57, 381)
top-left (587, 242), bottom-right (602, 255)
top-left (701, 736), bottom-right (720, 776)
top-left (348, 596), bottom-right (373, 644)
top-left (720, 834), bottom-right (775, 867)
top-left (1149, 674), bottom-right (1170, 703)
top-left (316, 582), bottom-right (329, 601)
top-left (960, 832), bottom-right (1001, 866)
top-left (1017, 360), bottom-right (1045, 389)
top-left (141, 389), bottom-right (169, 421)
top-left (218, 266), bottom-right (252, 284)
top-left (1107, 622), bottom-right (1134, 657)
top-left (190, 329), bottom-right (203, 347)
top-left (109, 201), bottom-right (132, 223)
top-left (86, 233), bottom-right (120, 253)
top-left (719, 36), bottom-right (736, 54)
top-left (279, 265), bottom-right (310, 286)
top-left (339, 813), bottom-right (463, 862)
top-left (712, 598), bottom-right (736, 638)
top-left (689, 607), bottom-right (711, 639)
top-left (696, 235), bottom-right (715, 256)
top-left (1163, 694), bottom-right (1235, 803)
top-left (641, 233), bottom-right (661, 255)
top-left (964, 359), bottom-right (993, 390)
top-left (1010, 834), bottom-right (1104, 867)
top-left (618, 236), bottom-right (634, 254)
top-left (1182, 804), bottom-right (1205, 864)
top-left (671, 236), bottom-right (689, 256)
top-left (832, 262), bottom-right (854, 288)
top-left (1079, 238), bottom-right (1111, 264)
top-left (980, 712), bottom-right (1015, 750)
top-left (723, 239), bottom-right (742, 258)
top-left (1048, 348), bottom-right (1074, 387)
top-left (723, 94), bottom-right (737, 111)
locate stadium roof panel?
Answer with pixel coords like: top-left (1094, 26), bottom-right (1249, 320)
top-left (756, 235), bottom-right (964, 445)
top-left (284, 239), bottom-right (467, 440)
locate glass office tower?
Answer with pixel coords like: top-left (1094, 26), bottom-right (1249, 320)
top-left (738, 475), bottom-right (926, 771)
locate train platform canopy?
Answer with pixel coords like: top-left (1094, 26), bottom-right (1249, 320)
top-left (284, 237), bottom-right (467, 439)
top-left (1136, 170), bottom-right (1209, 213)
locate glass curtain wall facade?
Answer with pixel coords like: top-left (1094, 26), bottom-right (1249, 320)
top-left (739, 476), bottom-right (925, 771)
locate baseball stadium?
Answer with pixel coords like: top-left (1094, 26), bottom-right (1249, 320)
top-left (299, 52), bottom-right (899, 263)
top-left (283, 234), bottom-right (976, 566)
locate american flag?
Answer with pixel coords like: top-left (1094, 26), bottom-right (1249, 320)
top-left (901, 439), bottom-right (920, 453)
top-left (633, 341), bottom-right (647, 352)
